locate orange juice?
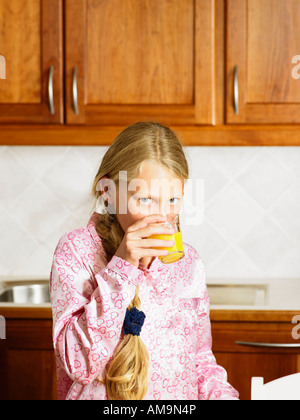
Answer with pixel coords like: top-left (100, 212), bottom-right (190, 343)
top-left (149, 231), bottom-right (184, 264)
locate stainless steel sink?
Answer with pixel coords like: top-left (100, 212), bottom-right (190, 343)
top-left (207, 284), bottom-right (268, 306)
top-left (0, 283), bottom-right (50, 304)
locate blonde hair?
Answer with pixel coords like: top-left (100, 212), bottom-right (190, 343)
top-left (91, 121), bottom-right (189, 400)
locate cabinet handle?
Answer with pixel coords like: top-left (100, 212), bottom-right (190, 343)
top-left (72, 66), bottom-right (78, 115)
top-left (236, 341), bottom-right (300, 348)
top-left (233, 65), bottom-right (239, 115)
top-left (48, 65), bottom-right (55, 115)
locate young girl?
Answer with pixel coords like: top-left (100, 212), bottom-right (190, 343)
top-left (50, 121), bottom-right (239, 400)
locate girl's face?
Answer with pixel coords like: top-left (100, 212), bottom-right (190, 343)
top-left (115, 161), bottom-right (184, 233)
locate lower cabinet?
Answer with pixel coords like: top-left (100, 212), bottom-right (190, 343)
top-left (0, 309), bottom-right (299, 400)
top-left (0, 315), bottom-right (57, 400)
top-left (211, 311), bottom-right (300, 400)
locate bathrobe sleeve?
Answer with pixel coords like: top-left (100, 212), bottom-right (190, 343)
top-left (50, 229), bottom-right (144, 386)
top-left (193, 257), bottom-right (240, 400)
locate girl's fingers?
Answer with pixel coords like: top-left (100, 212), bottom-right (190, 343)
top-left (135, 238), bottom-right (175, 248)
top-left (137, 224), bottom-right (174, 239)
top-left (137, 248), bottom-right (169, 257)
top-left (127, 214), bottom-right (166, 233)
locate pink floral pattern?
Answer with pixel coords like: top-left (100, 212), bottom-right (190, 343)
top-left (50, 212), bottom-right (239, 400)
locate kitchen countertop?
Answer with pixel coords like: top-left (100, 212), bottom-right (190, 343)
top-left (0, 305), bottom-right (297, 323)
top-left (0, 276), bottom-right (299, 318)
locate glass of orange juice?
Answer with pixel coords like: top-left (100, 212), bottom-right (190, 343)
top-left (149, 215), bottom-right (184, 264)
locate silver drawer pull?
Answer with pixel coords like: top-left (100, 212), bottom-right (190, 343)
top-left (233, 65), bottom-right (239, 115)
top-left (236, 341), bottom-right (300, 348)
top-left (72, 66), bottom-right (78, 115)
top-left (48, 65), bottom-right (55, 115)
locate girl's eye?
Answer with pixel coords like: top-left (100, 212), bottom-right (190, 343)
top-left (140, 198), bottom-right (152, 204)
top-left (139, 198), bottom-right (179, 204)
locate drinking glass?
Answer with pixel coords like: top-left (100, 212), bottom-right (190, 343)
top-left (150, 214), bottom-right (184, 264)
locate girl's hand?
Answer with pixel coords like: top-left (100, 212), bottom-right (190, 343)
top-left (114, 214), bottom-right (175, 267)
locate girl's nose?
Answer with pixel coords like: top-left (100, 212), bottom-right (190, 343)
top-left (160, 211), bottom-right (175, 223)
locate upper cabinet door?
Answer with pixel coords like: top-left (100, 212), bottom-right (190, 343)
top-left (65, 0), bottom-right (216, 126)
top-left (0, 0), bottom-right (64, 124)
top-left (226, 0), bottom-right (300, 124)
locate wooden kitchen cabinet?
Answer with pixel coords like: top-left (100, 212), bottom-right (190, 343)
top-left (0, 0), bottom-right (64, 124)
top-left (211, 311), bottom-right (300, 400)
top-left (4, 0), bottom-right (300, 144)
top-left (0, 308), bottom-right (57, 400)
top-left (226, 0), bottom-right (300, 124)
top-left (1, 308), bottom-right (299, 400)
top-left (64, 0), bottom-right (216, 126)
top-left (0, 0), bottom-right (215, 128)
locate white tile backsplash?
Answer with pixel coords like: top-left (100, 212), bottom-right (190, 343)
top-left (236, 151), bottom-right (293, 210)
top-left (204, 182), bottom-right (264, 242)
top-left (0, 145), bottom-right (300, 281)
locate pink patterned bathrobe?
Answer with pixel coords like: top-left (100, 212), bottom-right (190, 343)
top-left (50, 212), bottom-right (239, 400)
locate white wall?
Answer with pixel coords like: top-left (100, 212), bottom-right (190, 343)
top-left (0, 145), bottom-right (299, 281)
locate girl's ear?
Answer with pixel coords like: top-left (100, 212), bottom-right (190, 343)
top-left (98, 176), bottom-right (117, 215)
top-left (99, 175), bottom-right (110, 200)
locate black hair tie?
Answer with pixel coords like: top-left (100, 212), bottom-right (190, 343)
top-left (123, 307), bottom-right (146, 336)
